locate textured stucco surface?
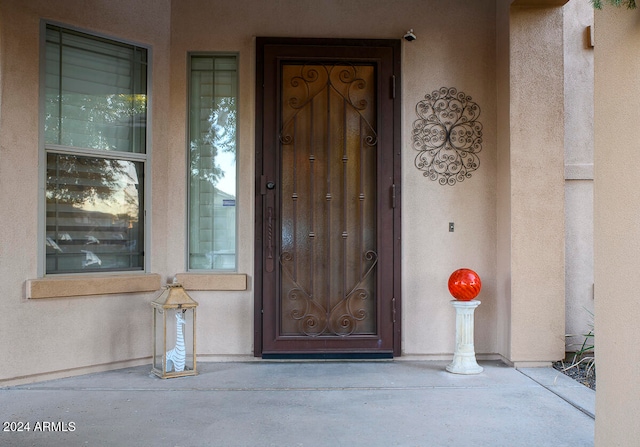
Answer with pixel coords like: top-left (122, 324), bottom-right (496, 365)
top-left (0, 0), bottom-right (173, 382)
top-left (0, 0), bottom-right (573, 383)
top-left (506, 6), bottom-right (566, 363)
top-left (563, 0), bottom-right (595, 354)
top-left (594, 5), bottom-right (640, 446)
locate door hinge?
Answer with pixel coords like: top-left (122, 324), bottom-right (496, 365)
top-left (391, 75), bottom-right (396, 99)
top-left (392, 297), bottom-right (397, 323)
top-left (391, 184), bottom-right (396, 208)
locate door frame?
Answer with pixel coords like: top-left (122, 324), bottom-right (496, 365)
top-left (254, 37), bottom-right (402, 357)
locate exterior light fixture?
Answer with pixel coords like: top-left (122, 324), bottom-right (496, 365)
top-left (151, 280), bottom-right (198, 378)
top-left (404, 29), bottom-right (416, 41)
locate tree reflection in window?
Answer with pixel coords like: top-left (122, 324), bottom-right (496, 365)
top-left (44, 24), bottom-right (147, 273)
top-left (188, 55), bottom-right (238, 271)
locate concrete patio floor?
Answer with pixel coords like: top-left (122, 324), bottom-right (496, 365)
top-left (1, 361), bottom-right (594, 447)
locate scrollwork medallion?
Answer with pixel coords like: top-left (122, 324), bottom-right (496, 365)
top-left (412, 87), bottom-right (483, 186)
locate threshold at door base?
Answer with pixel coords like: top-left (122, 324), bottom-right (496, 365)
top-left (261, 352), bottom-right (394, 360)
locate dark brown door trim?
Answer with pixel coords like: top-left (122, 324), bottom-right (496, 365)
top-left (254, 37), bottom-right (401, 357)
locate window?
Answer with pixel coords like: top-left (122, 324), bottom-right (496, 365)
top-left (188, 55), bottom-right (238, 270)
top-left (43, 24), bottom-right (148, 274)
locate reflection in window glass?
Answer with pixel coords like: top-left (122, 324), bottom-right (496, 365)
top-left (188, 55), bottom-right (238, 271)
top-left (45, 26), bottom-right (147, 153)
top-left (43, 24), bottom-right (147, 274)
top-left (46, 153), bottom-right (144, 272)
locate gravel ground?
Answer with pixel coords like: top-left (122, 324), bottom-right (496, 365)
top-left (553, 360), bottom-right (596, 390)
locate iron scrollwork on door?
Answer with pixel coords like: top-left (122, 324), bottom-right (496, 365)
top-left (412, 87), bottom-right (483, 186)
top-left (280, 250), bottom-right (378, 336)
top-left (277, 63), bottom-right (378, 337)
top-left (279, 64), bottom-right (378, 147)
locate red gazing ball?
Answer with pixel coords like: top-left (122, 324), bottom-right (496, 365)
top-left (448, 268), bottom-right (481, 301)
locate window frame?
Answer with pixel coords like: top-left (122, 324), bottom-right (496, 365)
top-left (38, 20), bottom-right (152, 277)
top-left (186, 52), bottom-right (239, 273)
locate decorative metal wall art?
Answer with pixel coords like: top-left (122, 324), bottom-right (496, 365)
top-left (412, 87), bottom-right (483, 186)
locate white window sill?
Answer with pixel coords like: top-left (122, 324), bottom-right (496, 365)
top-left (26, 273), bottom-right (162, 299)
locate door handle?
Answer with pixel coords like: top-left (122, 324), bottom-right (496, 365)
top-left (266, 206), bottom-right (274, 273)
top-left (261, 176), bottom-right (276, 194)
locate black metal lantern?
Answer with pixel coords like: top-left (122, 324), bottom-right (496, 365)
top-left (151, 282), bottom-right (198, 378)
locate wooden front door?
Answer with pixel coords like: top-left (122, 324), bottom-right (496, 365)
top-left (255, 38), bottom-right (401, 357)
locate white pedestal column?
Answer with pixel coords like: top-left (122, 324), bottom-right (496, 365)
top-left (446, 300), bottom-right (483, 375)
